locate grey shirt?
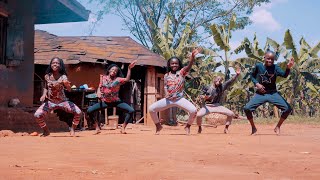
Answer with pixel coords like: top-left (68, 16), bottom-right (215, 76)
top-left (202, 75), bottom-right (238, 104)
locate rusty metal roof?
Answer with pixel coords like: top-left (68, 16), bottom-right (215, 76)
top-left (34, 30), bottom-right (166, 67)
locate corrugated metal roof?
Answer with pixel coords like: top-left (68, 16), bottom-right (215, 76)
top-left (34, 30), bottom-right (166, 67)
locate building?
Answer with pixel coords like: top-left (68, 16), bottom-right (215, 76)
top-left (0, 0), bottom-right (89, 131)
top-left (34, 30), bottom-right (167, 126)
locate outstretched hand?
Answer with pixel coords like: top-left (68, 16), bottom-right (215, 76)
top-left (62, 80), bottom-right (71, 87)
top-left (191, 47), bottom-right (203, 59)
top-left (129, 60), bottom-right (137, 69)
top-left (236, 67), bottom-right (241, 75)
top-left (287, 57), bottom-right (295, 69)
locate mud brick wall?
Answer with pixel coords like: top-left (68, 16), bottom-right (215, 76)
top-left (0, 0), bottom-right (34, 106)
top-left (0, 107), bottom-right (70, 132)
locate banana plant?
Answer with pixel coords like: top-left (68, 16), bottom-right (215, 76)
top-left (148, 15), bottom-right (193, 61)
top-left (209, 14), bottom-right (238, 80)
top-left (280, 29), bottom-right (320, 113)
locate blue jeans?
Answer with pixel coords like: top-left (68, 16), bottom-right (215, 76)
top-left (244, 92), bottom-right (292, 119)
top-left (87, 101), bottom-right (134, 123)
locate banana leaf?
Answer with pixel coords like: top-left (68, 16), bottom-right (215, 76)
top-left (283, 29), bottom-right (299, 61)
top-left (310, 41), bottom-right (320, 58)
top-left (210, 24), bottom-right (229, 51)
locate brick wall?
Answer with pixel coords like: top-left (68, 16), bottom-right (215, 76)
top-left (0, 107), bottom-right (70, 132)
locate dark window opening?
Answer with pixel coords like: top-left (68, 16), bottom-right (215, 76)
top-left (0, 14), bottom-right (7, 65)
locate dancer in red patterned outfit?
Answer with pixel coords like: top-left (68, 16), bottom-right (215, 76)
top-left (149, 48), bottom-right (202, 135)
top-left (34, 57), bottom-right (82, 137)
top-left (87, 60), bottom-right (137, 134)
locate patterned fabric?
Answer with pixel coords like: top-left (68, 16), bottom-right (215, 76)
top-left (45, 74), bottom-right (68, 103)
top-left (164, 67), bottom-right (188, 100)
top-left (34, 101), bottom-right (82, 128)
top-left (250, 63), bottom-right (290, 93)
top-left (99, 74), bottom-right (127, 103)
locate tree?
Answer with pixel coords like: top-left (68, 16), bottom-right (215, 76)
top-left (89, 0), bottom-right (270, 51)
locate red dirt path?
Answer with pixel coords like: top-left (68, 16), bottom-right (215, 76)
top-left (0, 124), bottom-right (319, 179)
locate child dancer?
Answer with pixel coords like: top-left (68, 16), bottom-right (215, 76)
top-left (87, 60), bottom-right (136, 134)
top-left (196, 68), bottom-right (240, 134)
top-left (244, 51), bottom-right (294, 135)
top-left (34, 57), bottom-right (82, 136)
top-left (149, 48), bottom-right (202, 135)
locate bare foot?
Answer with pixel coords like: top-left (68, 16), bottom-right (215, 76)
top-left (224, 128), bottom-right (229, 134)
top-left (251, 127), bottom-right (257, 135)
top-left (40, 132), bottom-right (50, 137)
top-left (184, 126), bottom-right (191, 135)
top-left (197, 126), bottom-right (202, 134)
top-left (120, 127), bottom-right (127, 134)
top-left (93, 129), bottom-right (101, 135)
top-left (93, 122), bottom-right (101, 135)
top-left (155, 123), bottom-right (163, 135)
top-left (274, 126), bottom-right (280, 135)
top-left (70, 127), bottom-right (75, 137)
top-left (40, 127), bottom-right (50, 137)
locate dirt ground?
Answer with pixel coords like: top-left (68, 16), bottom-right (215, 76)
top-left (0, 123), bottom-right (319, 180)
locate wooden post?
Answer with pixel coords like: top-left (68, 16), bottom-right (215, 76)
top-left (144, 66), bottom-right (157, 126)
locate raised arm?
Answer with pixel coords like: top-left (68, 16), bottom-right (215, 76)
top-left (184, 47), bottom-right (202, 72)
top-left (223, 67), bottom-right (240, 90)
top-left (276, 57), bottom-right (294, 78)
top-left (124, 60), bottom-right (137, 82)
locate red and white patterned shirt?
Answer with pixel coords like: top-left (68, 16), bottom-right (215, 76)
top-left (45, 74), bottom-right (68, 103)
top-left (164, 67), bottom-right (188, 100)
top-left (99, 74), bottom-right (127, 103)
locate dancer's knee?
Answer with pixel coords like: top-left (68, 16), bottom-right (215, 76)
top-left (34, 112), bottom-right (43, 119)
top-left (34, 113), bottom-right (40, 119)
top-left (190, 107), bottom-right (197, 115)
top-left (284, 104), bottom-right (292, 114)
top-left (243, 105), bottom-right (253, 119)
top-left (127, 107), bottom-right (135, 114)
top-left (148, 104), bottom-right (158, 113)
top-left (281, 104), bottom-right (292, 119)
top-left (243, 105), bottom-right (251, 113)
top-left (75, 109), bottom-right (82, 116)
